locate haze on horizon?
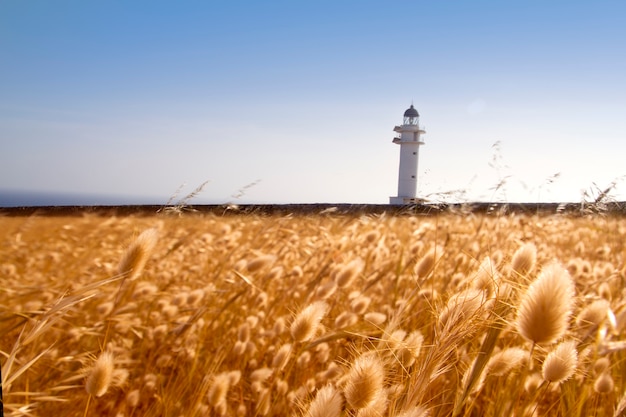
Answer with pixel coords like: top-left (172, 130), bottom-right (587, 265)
top-left (1, 1), bottom-right (625, 205)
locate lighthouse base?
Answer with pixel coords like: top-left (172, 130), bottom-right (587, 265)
top-left (389, 196), bottom-right (426, 205)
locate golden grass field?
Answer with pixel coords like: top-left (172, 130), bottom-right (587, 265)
top-left (1, 208), bottom-right (625, 416)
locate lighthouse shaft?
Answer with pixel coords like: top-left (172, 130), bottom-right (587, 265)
top-left (390, 105), bottom-right (426, 205)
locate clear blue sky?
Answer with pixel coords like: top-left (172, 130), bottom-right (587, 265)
top-left (1, 1), bottom-right (625, 205)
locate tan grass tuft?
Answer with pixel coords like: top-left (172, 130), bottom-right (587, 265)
top-left (593, 357), bottom-right (611, 375)
top-left (96, 301), bottom-right (115, 316)
top-left (541, 341), bottom-right (578, 384)
top-left (271, 343), bottom-right (293, 371)
top-left (304, 385), bottom-right (343, 417)
top-left (485, 347), bottom-right (527, 376)
top-left (524, 373), bottom-right (542, 393)
top-left (343, 354), bottom-right (385, 410)
top-left (117, 227), bottom-right (159, 280)
top-left (335, 258), bottom-right (364, 288)
top-left (396, 330), bottom-right (424, 368)
top-left (598, 282), bottom-right (612, 301)
top-left (594, 372), bottom-right (614, 393)
top-left (576, 299), bottom-right (610, 333)
top-left (85, 351), bottom-right (115, 397)
top-left (208, 372), bottom-right (231, 407)
top-left (250, 367), bottom-right (273, 383)
top-left (237, 323), bottom-right (251, 343)
top-left (414, 246), bottom-right (441, 280)
top-left (516, 263), bottom-right (575, 345)
top-left (335, 311), bottom-right (358, 329)
top-left (316, 281), bottom-right (338, 300)
top-left (351, 295), bottom-right (372, 314)
top-left (364, 312), bottom-right (387, 326)
top-left (355, 388), bottom-right (388, 417)
top-left (511, 242), bottom-right (537, 277)
top-left (472, 256), bottom-right (499, 296)
top-left (297, 351), bottom-right (312, 368)
top-left (439, 289), bottom-right (486, 331)
top-left (395, 405), bottom-right (431, 417)
top-left (256, 387), bottom-right (272, 415)
top-left (291, 301), bottom-right (329, 343)
top-left (126, 389), bottom-right (140, 408)
top-left (246, 254), bottom-right (276, 273)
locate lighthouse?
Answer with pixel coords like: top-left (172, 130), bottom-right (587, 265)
top-left (390, 104), bottom-right (426, 205)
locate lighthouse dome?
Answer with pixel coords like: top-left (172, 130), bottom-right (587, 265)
top-left (404, 105), bottom-right (419, 118)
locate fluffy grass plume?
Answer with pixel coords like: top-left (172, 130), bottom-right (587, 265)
top-left (291, 301), bottom-right (328, 343)
top-left (516, 263), bottom-right (575, 345)
top-left (304, 385), bottom-right (343, 417)
top-left (117, 227), bottom-right (159, 280)
top-left (511, 242), bottom-right (537, 277)
top-left (541, 341), bottom-right (578, 383)
top-left (343, 354), bottom-right (385, 410)
top-left (85, 351), bottom-right (114, 397)
top-left (485, 347), bottom-right (527, 376)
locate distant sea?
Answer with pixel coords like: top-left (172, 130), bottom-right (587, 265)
top-left (0, 189), bottom-right (169, 207)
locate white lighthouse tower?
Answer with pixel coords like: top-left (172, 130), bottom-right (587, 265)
top-left (390, 104), bottom-right (426, 205)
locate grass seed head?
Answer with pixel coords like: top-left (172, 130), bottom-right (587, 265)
top-left (335, 258), bottom-right (364, 288)
top-left (271, 343), bottom-right (293, 371)
top-left (594, 357), bottom-right (611, 375)
top-left (246, 254), bottom-right (276, 273)
top-left (511, 242), bottom-right (537, 277)
top-left (305, 385), bottom-right (343, 417)
top-left (85, 351), bottom-right (115, 398)
top-left (594, 372), bottom-right (615, 393)
top-left (343, 354), bottom-right (385, 410)
top-left (335, 311), bottom-right (358, 329)
top-left (250, 367), bottom-right (273, 383)
top-left (542, 341), bottom-right (578, 384)
top-left (316, 281), bottom-right (338, 300)
top-left (486, 347), bottom-right (527, 376)
top-left (472, 256), bottom-right (499, 296)
top-left (439, 289), bottom-right (486, 331)
top-left (291, 301), bottom-right (329, 343)
top-left (208, 372), bottom-right (231, 407)
top-left (516, 263), bottom-right (575, 345)
top-left (126, 389), bottom-right (140, 408)
top-left (415, 247), bottom-right (441, 280)
top-left (364, 312), bottom-right (387, 326)
top-left (355, 388), bottom-right (388, 417)
top-left (238, 323), bottom-right (251, 343)
top-left (395, 405), bottom-right (431, 417)
top-left (350, 295), bottom-right (372, 314)
top-left (576, 299), bottom-right (610, 332)
top-left (117, 227), bottom-right (159, 280)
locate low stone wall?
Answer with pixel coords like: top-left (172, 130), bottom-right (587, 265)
top-left (1, 201), bottom-right (625, 217)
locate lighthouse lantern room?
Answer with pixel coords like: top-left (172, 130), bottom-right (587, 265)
top-left (390, 104), bottom-right (426, 205)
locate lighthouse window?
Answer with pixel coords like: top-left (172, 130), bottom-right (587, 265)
top-left (411, 175), bottom-right (415, 178)
top-left (413, 152), bottom-right (417, 155)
